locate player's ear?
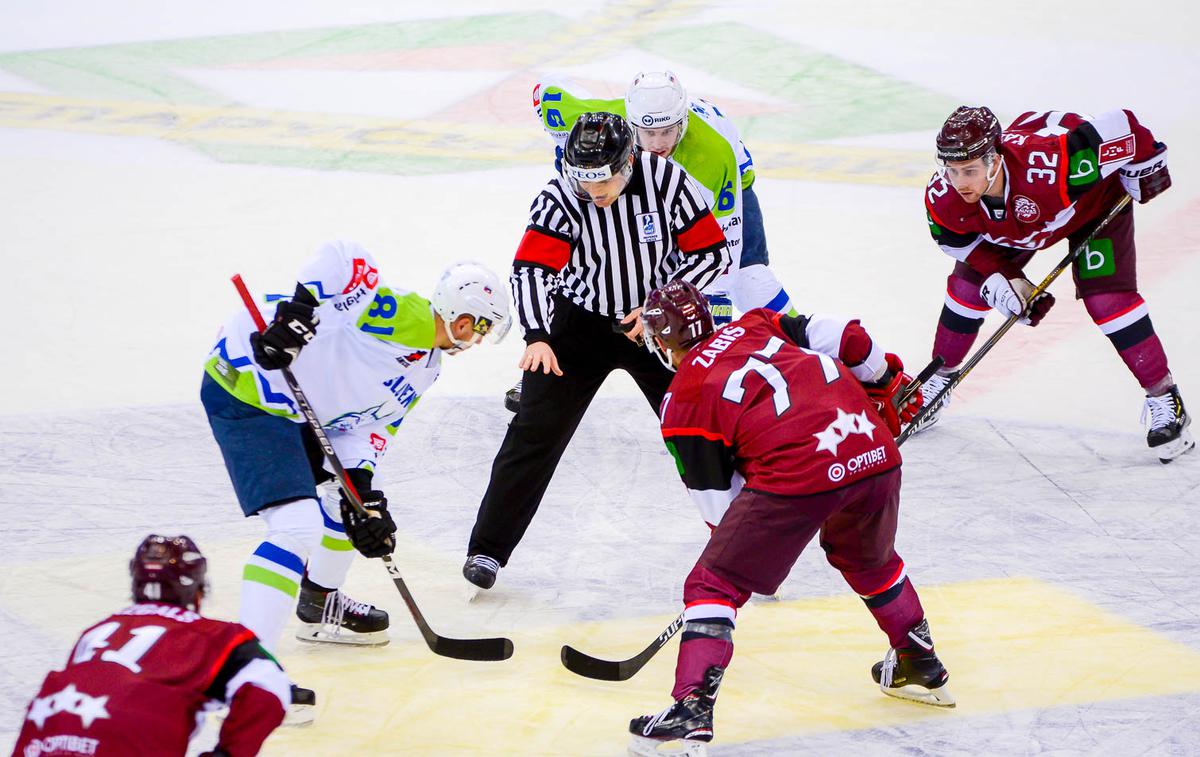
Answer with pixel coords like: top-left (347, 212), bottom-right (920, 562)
top-left (454, 314), bottom-right (476, 339)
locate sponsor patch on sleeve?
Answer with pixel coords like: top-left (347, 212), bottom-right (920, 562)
top-left (1098, 134), bottom-right (1136, 165)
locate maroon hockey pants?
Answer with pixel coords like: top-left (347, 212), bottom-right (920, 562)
top-left (932, 203), bottom-right (1171, 392)
top-left (671, 467), bottom-right (926, 699)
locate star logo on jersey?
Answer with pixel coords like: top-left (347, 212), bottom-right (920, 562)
top-left (1013, 195), bottom-right (1040, 223)
top-left (813, 408), bottom-right (876, 456)
top-left (394, 350), bottom-right (427, 367)
top-left (26, 684), bottom-right (110, 729)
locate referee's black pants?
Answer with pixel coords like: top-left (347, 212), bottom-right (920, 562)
top-left (468, 298), bottom-right (674, 565)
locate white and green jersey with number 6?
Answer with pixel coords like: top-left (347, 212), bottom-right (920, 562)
top-left (534, 79), bottom-right (755, 267)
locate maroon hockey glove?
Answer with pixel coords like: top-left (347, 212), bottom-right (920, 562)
top-left (864, 353), bottom-right (923, 437)
top-left (1119, 145), bottom-right (1171, 204)
top-left (1025, 291), bottom-right (1055, 327)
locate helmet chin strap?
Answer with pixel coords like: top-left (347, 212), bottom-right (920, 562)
top-left (443, 317), bottom-right (482, 355)
top-left (984, 152), bottom-right (1003, 190)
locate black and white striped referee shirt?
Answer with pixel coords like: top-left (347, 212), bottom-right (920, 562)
top-left (510, 150), bottom-right (730, 342)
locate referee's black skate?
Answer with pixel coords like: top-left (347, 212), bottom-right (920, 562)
top-left (1143, 385), bottom-right (1194, 463)
top-left (628, 666), bottom-right (722, 757)
top-left (295, 583), bottom-right (389, 646)
top-left (871, 620), bottom-right (955, 707)
top-left (463, 554), bottom-right (500, 590)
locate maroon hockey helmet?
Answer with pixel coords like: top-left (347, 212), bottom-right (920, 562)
top-left (641, 280), bottom-right (714, 370)
top-left (936, 106), bottom-right (1001, 164)
top-left (130, 534), bottom-right (208, 610)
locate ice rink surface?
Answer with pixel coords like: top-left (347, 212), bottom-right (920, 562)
top-left (2, 1), bottom-right (1199, 755)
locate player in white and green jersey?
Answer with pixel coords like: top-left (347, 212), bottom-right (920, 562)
top-left (201, 240), bottom-right (510, 673)
top-left (532, 71), bottom-right (795, 318)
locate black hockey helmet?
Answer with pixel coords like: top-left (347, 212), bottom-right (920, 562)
top-left (641, 279), bottom-right (714, 370)
top-left (130, 534), bottom-right (208, 611)
top-left (562, 112), bottom-right (635, 200)
top-left (936, 105), bottom-right (1001, 164)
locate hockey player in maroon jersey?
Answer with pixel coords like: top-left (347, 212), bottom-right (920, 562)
top-left (917, 105), bottom-right (1192, 462)
top-left (626, 280), bottom-right (951, 756)
top-left (12, 535), bottom-right (290, 757)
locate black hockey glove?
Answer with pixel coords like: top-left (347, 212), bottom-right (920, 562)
top-left (251, 285), bottom-right (319, 370)
top-left (338, 469), bottom-right (396, 559)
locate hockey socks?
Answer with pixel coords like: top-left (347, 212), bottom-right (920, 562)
top-left (305, 492), bottom-right (355, 590)
top-left (860, 575), bottom-right (926, 650)
top-left (672, 601), bottom-right (736, 700)
top-left (932, 277), bottom-right (988, 369)
top-left (1084, 292), bottom-right (1171, 392)
top-left (240, 499), bottom-right (322, 654)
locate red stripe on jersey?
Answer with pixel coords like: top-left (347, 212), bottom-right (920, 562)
top-left (1056, 133), bottom-right (1070, 208)
top-left (1094, 295), bottom-right (1146, 325)
top-left (514, 228), bottom-right (570, 271)
top-left (203, 627), bottom-right (256, 690)
top-left (676, 211), bottom-right (726, 253)
top-left (661, 426), bottom-right (733, 446)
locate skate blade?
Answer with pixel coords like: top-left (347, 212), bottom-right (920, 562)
top-left (295, 624), bottom-right (390, 646)
top-left (880, 681), bottom-right (956, 708)
top-left (1153, 428), bottom-right (1195, 464)
top-left (628, 735), bottom-right (708, 757)
top-left (283, 704), bottom-right (315, 727)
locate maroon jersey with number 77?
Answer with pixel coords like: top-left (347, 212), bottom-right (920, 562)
top-left (660, 309), bottom-right (901, 527)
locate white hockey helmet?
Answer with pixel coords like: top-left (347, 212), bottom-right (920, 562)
top-left (625, 71), bottom-right (689, 155)
top-left (432, 261), bottom-right (511, 354)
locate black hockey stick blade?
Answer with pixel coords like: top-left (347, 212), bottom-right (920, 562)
top-left (386, 556), bottom-right (514, 661)
top-left (560, 613), bottom-right (684, 681)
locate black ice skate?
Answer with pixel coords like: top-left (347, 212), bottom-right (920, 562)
top-left (463, 554), bottom-right (500, 590)
top-left (628, 666), bottom-right (723, 757)
top-left (1143, 385), bottom-right (1195, 463)
top-left (908, 372), bottom-right (953, 435)
top-left (504, 378), bottom-right (522, 413)
top-left (295, 584), bottom-right (389, 646)
top-left (871, 620), bottom-right (955, 707)
top-left (285, 684), bottom-right (316, 726)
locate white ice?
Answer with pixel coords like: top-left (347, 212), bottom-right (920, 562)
top-left (2, 2), bottom-right (1199, 755)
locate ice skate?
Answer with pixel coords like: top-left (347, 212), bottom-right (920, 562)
top-left (463, 554), bottom-right (500, 591)
top-left (284, 684), bottom-right (316, 726)
top-left (504, 378), bottom-right (522, 413)
top-left (295, 585), bottom-right (390, 646)
top-left (908, 371), bottom-right (953, 435)
top-left (1142, 385), bottom-right (1194, 463)
top-left (628, 666), bottom-right (722, 757)
top-left (871, 620), bottom-right (954, 707)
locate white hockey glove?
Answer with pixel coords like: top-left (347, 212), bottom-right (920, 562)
top-left (1119, 146), bottom-right (1170, 204)
top-left (979, 272), bottom-right (1055, 327)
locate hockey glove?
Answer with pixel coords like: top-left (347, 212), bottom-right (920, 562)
top-left (979, 272), bottom-right (1054, 326)
top-left (338, 469), bottom-right (396, 559)
top-left (251, 286), bottom-right (319, 370)
top-left (864, 353), bottom-right (923, 437)
top-left (1119, 144), bottom-right (1171, 204)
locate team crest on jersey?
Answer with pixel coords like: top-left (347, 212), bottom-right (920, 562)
top-left (1099, 134), bottom-right (1136, 164)
top-left (638, 213), bottom-right (663, 244)
top-left (343, 258), bottom-right (380, 294)
top-left (1013, 195), bottom-right (1041, 223)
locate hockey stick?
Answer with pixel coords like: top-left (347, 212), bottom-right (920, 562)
top-left (896, 193), bottom-right (1133, 446)
top-left (232, 275), bottom-right (514, 662)
top-left (559, 353), bottom-right (949, 679)
top-left (561, 613), bottom-right (684, 681)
